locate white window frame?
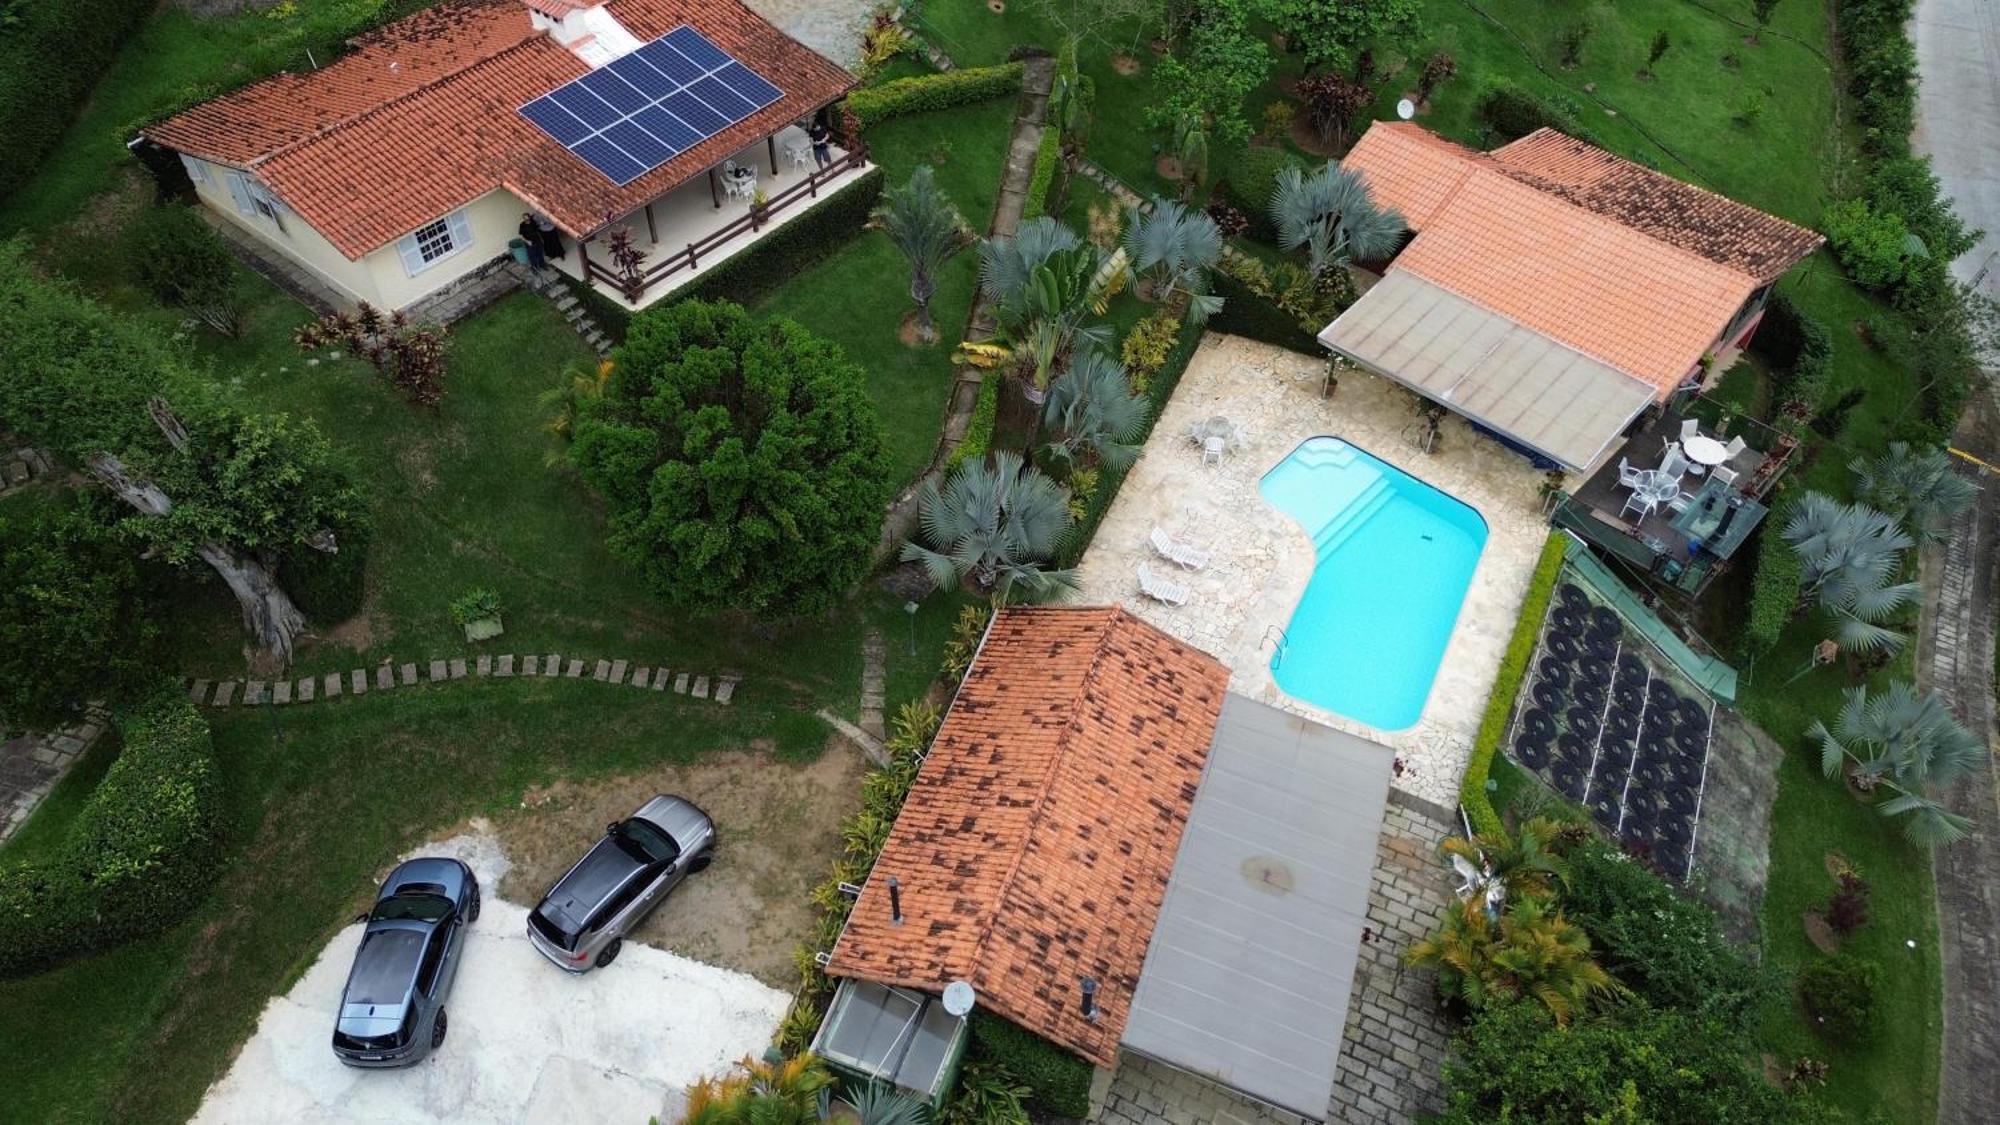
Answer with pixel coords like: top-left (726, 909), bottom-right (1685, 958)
top-left (224, 172), bottom-right (287, 234)
top-left (397, 210), bottom-right (473, 277)
top-left (179, 154), bottom-right (208, 186)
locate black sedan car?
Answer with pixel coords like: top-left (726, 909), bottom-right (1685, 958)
top-left (331, 857), bottom-right (480, 1068)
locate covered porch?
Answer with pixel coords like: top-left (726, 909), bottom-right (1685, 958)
top-left (551, 123), bottom-right (870, 309)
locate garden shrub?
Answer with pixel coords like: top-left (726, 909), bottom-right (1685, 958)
top-left (0, 692), bottom-right (224, 977)
top-left (1021, 118), bottom-right (1062, 220)
top-left (1822, 198), bottom-right (1914, 289)
top-left (0, 0), bottom-right (158, 201)
top-left (1462, 534), bottom-right (1568, 836)
top-left (278, 507), bottom-right (372, 625)
top-left (1865, 156), bottom-right (1981, 263)
top-left (1751, 293), bottom-right (1833, 425)
top-left (847, 64), bottom-right (1026, 128)
top-left (1209, 270), bottom-right (1322, 354)
top-left (1214, 145), bottom-right (1305, 244)
top-left (569, 300), bottom-right (891, 619)
top-left (1478, 81), bottom-right (1593, 144)
top-left (1837, 0), bottom-right (1918, 158)
top-left (1798, 955), bottom-right (1881, 1043)
top-left (1742, 521), bottom-right (1803, 659)
top-left (945, 373), bottom-right (1001, 473)
top-left (1560, 836), bottom-right (1773, 1036)
top-left (966, 1011), bottom-right (1092, 1119)
top-left (130, 205), bottom-right (241, 336)
top-left (1437, 1000), bottom-right (1829, 1124)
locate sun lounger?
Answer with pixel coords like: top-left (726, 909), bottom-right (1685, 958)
top-left (1149, 527), bottom-right (1210, 570)
top-left (1137, 563), bottom-right (1190, 607)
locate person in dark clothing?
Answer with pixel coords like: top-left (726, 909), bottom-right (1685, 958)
top-left (534, 213), bottom-right (565, 260)
top-left (808, 120), bottom-right (833, 169)
top-left (517, 214), bottom-right (547, 270)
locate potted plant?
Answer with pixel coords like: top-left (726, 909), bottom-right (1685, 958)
top-left (450, 586), bottom-right (504, 642)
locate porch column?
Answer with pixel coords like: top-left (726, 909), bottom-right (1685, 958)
top-left (708, 167), bottom-right (722, 209)
top-left (644, 202), bottom-right (657, 244)
top-left (578, 236), bottom-right (591, 279)
top-left (766, 133), bottom-right (779, 176)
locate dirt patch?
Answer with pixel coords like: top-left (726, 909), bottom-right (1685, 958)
top-left (1289, 115), bottom-right (1346, 158)
top-left (1802, 911), bottom-right (1841, 953)
top-left (1155, 154), bottom-right (1183, 182)
top-left (492, 747), bottom-right (865, 987)
top-left (1111, 53), bottom-right (1141, 77)
top-left (897, 309), bottom-right (930, 347)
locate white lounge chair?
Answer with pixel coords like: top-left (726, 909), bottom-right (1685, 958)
top-left (1201, 435), bottom-right (1226, 466)
top-left (1149, 527), bottom-right (1211, 570)
top-left (1137, 563), bottom-right (1191, 606)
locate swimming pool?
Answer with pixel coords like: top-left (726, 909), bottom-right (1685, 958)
top-left (1261, 437), bottom-right (1488, 731)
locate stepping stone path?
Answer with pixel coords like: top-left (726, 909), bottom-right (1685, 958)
top-left (182, 653), bottom-right (741, 713)
top-left (860, 629), bottom-right (887, 741)
top-left (2, 706), bottom-right (110, 842)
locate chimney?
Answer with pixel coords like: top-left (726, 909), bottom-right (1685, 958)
top-left (1079, 978), bottom-right (1099, 1021)
top-left (887, 876), bottom-right (904, 925)
top-left (523, 0), bottom-right (641, 67)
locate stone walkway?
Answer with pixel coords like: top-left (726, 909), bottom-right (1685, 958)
top-left (1917, 421), bottom-right (1999, 1125)
top-left (184, 654), bottom-right (739, 709)
top-left (516, 263), bottom-right (614, 356)
top-left (1, 708), bottom-right (110, 843)
top-left (859, 629), bottom-right (887, 740)
top-left (1094, 792), bottom-right (1456, 1125)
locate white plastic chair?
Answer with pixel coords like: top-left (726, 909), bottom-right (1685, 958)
top-left (1680, 418), bottom-right (1700, 443)
top-left (1617, 457), bottom-right (1643, 489)
top-left (1137, 563), bottom-right (1191, 606)
top-left (1202, 435), bottom-right (1225, 465)
top-left (1713, 465), bottom-right (1740, 488)
top-left (1658, 447), bottom-right (1688, 481)
top-left (786, 142), bottom-right (811, 170)
top-left (1723, 435), bottom-right (1748, 460)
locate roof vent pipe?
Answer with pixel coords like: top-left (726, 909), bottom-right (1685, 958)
top-left (1080, 978), bottom-right (1099, 1021)
top-left (887, 876), bottom-right (904, 926)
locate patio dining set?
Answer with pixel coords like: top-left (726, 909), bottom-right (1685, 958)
top-left (1616, 419), bottom-right (1747, 522)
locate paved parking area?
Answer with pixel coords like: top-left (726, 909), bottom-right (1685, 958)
top-left (191, 831), bottom-right (789, 1124)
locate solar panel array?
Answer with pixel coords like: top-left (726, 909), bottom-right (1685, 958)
top-left (1508, 583), bottom-right (1714, 882)
top-left (519, 27), bottom-right (784, 187)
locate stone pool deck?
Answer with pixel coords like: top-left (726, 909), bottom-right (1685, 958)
top-left (1075, 334), bottom-right (1550, 807)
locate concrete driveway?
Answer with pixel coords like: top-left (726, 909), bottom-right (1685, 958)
top-left (1912, 0), bottom-right (2000, 300)
top-left (191, 830), bottom-right (789, 1124)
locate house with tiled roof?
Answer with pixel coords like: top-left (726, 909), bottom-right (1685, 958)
top-left (814, 606), bottom-right (1396, 1121)
top-left (1320, 120), bottom-right (1823, 473)
top-left (141, 0), bottom-right (860, 315)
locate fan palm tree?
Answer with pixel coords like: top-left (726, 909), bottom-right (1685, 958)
top-left (1851, 441), bottom-right (1978, 542)
top-left (1407, 893), bottom-right (1620, 1025)
top-left (1270, 161), bottom-right (1407, 278)
top-left (964, 217), bottom-right (1122, 400)
top-left (1781, 492), bottom-right (1921, 655)
top-left (872, 166), bottom-right (970, 346)
top-left (845, 1080), bottom-right (933, 1124)
top-left (1809, 681), bottom-right (1980, 844)
top-left (902, 450), bottom-right (1080, 602)
top-left (1042, 348), bottom-right (1150, 470)
top-left (1123, 197), bottom-right (1225, 323)
top-left (1438, 815), bottom-right (1571, 902)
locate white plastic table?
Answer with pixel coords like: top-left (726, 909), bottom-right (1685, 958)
top-left (1682, 434), bottom-right (1728, 467)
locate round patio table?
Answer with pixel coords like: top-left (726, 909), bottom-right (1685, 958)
top-left (1193, 415), bottom-right (1232, 444)
top-left (1682, 434), bottom-right (1728, 467)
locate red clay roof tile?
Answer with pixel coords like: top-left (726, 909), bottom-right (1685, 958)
top-left (825, 607), bottom-right (1230, 1067)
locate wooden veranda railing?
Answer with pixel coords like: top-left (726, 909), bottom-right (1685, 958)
top-left (582, 144), bottom-right (869, 304)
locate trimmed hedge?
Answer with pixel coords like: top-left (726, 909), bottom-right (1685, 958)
top-left (847, 64), bottom-right (1026, 128)
top-left (0, 692), bottom-right (224, 977)
top-left (1022, 117), bottom-right (1062, 220)
top-left (1460, 532), bottom-right (1568, 837)
top-left (945, 372), bottom-right (1001, 472)
top-left (1214, 146), bottom-right (1305, 244)
top-left (1742, 519), bottom-right (1802, 659)
top-left (1478, 81), bottom-right (1596, 145)
top-left (1210, 270), bottom-right (1322, 355)
top-left (569, 167), bottom-right (887, 344)
top-left (0, 0), bottom-right (157, 201)
top-left (967, 1010), bottom-right (1093, 1118)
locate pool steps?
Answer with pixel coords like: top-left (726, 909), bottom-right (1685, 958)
top-left (1312, 478), bottom-right (1396, 557)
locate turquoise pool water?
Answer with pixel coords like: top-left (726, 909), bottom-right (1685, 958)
top-left (1261, 437), bottom-right (1488, 731)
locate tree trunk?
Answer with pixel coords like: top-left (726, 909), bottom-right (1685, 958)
top-left (88, 451), bottom-right (303, 674)
top-left (911, 272), bottom-right (938, 344)
top-left (197, 542), bottom-right (306, 676)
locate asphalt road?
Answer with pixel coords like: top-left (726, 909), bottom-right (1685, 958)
top-left (1912, 0), bottom-right (2000, 300)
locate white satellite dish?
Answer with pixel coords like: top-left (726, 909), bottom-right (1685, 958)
top-left (942, 980), bottom-right (976, 1017)
top-left (1396, 98), bottom-right (1416, 120)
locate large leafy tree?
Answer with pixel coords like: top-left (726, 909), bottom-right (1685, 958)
top-left (1810, 681), bottom-right (1981, 844)
top-left (1145, 1), bottom-right (1270, 149)
top-left (1271, 161), bottom-right (1407, 278)
top-left (1781, 492), bottom-right (1920, 656)
top-left (569, 300), bottom-right (891, 619)
top-left (872, 165), bottom-right (970, 345)
top-left (0, 246), bottom-right (362, 673)
top-left (1850, 440), bottom-right (1977, 542)
top-left (1407, 893), bottom-right (1620, 1024)
top-left (902, 450), bottom-right (1078, 603)
top-left (1263, 0), bottom-right (1424, 74)
top-left (0, 501), bottom-right (163, 728)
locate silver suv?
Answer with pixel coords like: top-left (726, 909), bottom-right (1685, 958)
top-left (527, 795), bottom-right (715, 972)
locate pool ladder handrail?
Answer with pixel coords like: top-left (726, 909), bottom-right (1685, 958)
top-left (1262, 624), bottom-right (1291, 668)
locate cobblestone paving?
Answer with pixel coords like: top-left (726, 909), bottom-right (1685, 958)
top-left (1, 708), bottom-right (110, 842)
top-left (1095, 794), bottom-right (1456, 1125)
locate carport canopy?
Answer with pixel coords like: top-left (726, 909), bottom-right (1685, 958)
top-left (1120, 695), bottom-right (1395, 1121)
top-left (1320, 270), bottom-right (1658, 472)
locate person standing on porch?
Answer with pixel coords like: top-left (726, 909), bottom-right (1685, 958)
top-left (517, 214), bottom-right (547, 270)
top-left (533, 212), bottom-right (565, 260)
top-left (808, 120), bottom-right (832, 169)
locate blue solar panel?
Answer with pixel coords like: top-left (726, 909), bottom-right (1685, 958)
top-left (519, 26), bottom-right (786, 186)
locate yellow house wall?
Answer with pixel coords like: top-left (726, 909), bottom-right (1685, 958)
top-left (185, 155), bottom-right (382, 307)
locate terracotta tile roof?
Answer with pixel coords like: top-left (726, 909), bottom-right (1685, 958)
top-left (1338, 120), bottom-right (1818, 396)
top-left (1493, 128), bottom-right (1823, 281)
top-left (143, 0), bottom-right (853, 258)
top-left (826, 606), bottom-right (1230, 1067)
